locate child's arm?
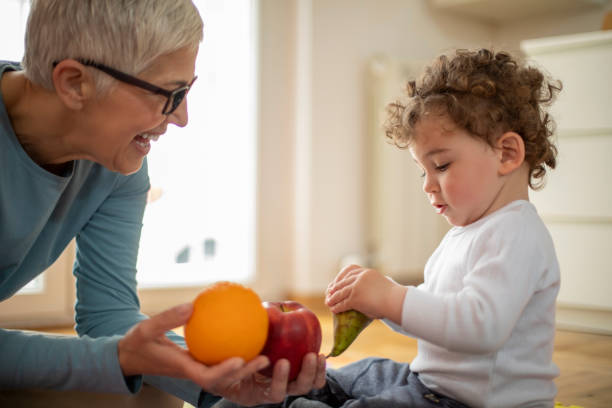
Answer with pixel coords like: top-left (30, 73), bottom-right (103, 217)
top-left (325, 264), bottom-right (408, 325)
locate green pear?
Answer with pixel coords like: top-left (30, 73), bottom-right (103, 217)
top-left (327, 309), bottom-right (373, 357)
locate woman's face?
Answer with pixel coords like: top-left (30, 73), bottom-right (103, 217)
top-left (82, 46), bottom-right (198, 175)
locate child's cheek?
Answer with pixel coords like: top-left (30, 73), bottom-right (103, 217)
top-left (443, 172), bottom-right (464, 201)
top-left (447, 171), bottom-right (480, 210)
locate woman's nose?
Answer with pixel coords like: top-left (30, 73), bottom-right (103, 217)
top-left (168, 99), bottom-right (189, 127)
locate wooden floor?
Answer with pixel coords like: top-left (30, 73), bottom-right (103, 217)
top-left (37, 301), bottom-right (612, 408)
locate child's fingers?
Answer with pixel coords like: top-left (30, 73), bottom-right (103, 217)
top-left (335, 264), bottom-right (363, 283)
top-left (327, 294), bottom-right (353, 314)
top-left (328, 266), bottom-right (364, 294)
top-left (325, 279), bottom-right (357, 309)
top-left (326, 272), bottom-right (358, 300)
top-left (326, 267), bottom-right (370, 308)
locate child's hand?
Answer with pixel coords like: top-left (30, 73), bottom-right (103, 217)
top-left (325, 264), bottom-right (407, 324)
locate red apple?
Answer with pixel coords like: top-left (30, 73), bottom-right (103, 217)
top-left (259, 301), bottom-right (322, 381)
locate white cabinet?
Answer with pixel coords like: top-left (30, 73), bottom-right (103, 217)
top-left (521, 30), bottom-right (612, 333)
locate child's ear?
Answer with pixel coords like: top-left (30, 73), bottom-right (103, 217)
top-left (52, 60), bottom-right (96, 111)
top-left (496, 131), bottom-right (525, 176)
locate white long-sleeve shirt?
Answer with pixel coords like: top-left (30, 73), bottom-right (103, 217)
top-left (390, 200), bottom-right (560, 408)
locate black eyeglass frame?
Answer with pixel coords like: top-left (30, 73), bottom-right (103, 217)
top-left (53, 59), bottom-right (197, 115)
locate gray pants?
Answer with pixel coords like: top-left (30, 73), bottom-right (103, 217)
top-left (215, 357), bottom-right (470, 408)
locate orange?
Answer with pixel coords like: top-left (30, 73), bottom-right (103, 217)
top-left (184, 281), bottom-right (269, 365)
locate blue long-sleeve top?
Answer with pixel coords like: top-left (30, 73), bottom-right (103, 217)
top-left (0, 61), bottom-right (219, 407)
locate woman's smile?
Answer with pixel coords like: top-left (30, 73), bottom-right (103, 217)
top-left (132, 132), bottom-right (162, 154)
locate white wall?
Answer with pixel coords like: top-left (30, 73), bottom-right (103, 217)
top-left (255, 0), bottom-right (612, 298)
top-left (251, 0), bottom-right (297, 300)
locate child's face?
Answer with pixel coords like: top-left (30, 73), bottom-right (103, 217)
top-left (409, 115), bottom-right (504, 227)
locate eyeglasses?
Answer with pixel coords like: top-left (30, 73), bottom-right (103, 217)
top-left (53, 59), bottom-right (197, 115)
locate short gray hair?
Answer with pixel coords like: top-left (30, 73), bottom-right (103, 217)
top-left (23, 0), bottom-right (203, 92)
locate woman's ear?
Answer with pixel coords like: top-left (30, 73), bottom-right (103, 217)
top-left (496, 131), bottom-right (525, 176)
top-left (52, 60), bottom-right (95, 111)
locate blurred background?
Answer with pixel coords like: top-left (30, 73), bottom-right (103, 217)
top-left (1, 0), bottom-right (611, 336)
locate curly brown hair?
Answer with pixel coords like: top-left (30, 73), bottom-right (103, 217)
top-left (384, 48), bottom-right (562, 189)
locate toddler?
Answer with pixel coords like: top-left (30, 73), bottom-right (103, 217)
top-left (322, 48), bottom-right (563, 408)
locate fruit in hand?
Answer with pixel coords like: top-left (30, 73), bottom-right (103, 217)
top-left (327, 309), bottom-right (372, 357)
top-left (259, 301), bottom-right (322, 381)
top-left (184, 281), bottom-right (269, 365)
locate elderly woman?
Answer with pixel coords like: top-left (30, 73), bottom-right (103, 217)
top-left (0, 0), bottom-right (325, 406)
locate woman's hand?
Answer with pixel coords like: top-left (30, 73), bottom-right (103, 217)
top-left (117, 303), bottom-right (326, 405)
top-left (214, 353), bottom-right (327, 406)
top-left (325, 264), bottom-right (407, 323)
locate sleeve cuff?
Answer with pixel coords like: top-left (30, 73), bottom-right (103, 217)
top-left (124, 375), bottom-right (143, 394)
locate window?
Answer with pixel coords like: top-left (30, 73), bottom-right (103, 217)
top-left (136, 0), bottom-right (257, 289)
top-left (0, 0), bottom-right (29, 59)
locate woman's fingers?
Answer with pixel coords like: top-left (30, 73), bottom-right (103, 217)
top-left (198, 356), bottom-right (269, 393)
top-left (287, 353), bottom-right (316, 394)
top-left (286, 353), bottom-right (326, 395)
top-left (265, 358), bottom-right (290, 402)
top-left (195, 357), bottom-right (245, 388)
top-left (138, 303), bottom-right (193, 339)
top-left (314, 354), bottom-right (327, 388)
top-left (118, 305), bottom-right (195, 377)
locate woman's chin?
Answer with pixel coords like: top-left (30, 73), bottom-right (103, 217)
top-left (121, 160), bottom-right (145, 175)
top-left (104, 157), bottom-right (145, 175)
